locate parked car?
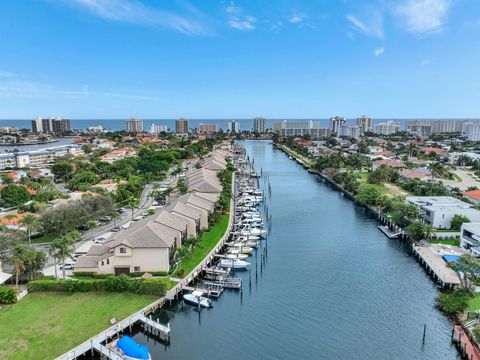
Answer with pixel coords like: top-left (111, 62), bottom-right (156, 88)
top-left (122, 222), bottom-right (131, 229)
top-left (133, 216), bottom-right (143, 221)
top-left (59, 262), bottom-right (75, 270)
top-left (100, 215), bottom-right (112, 222)
top-left (116, 208), bottom-right (126, 214)
top-left (112, 226), bottom-right (122, 232)
top-left (78, 224), bottom-right (89, 231)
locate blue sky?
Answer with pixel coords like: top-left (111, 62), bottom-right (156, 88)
top-left (0, 0), bottom-right (479, 119)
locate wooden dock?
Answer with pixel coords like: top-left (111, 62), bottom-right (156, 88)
top-left (412, 244), bottom-right (461, 288)
top-left (378, 225), bottom-right (401, 239)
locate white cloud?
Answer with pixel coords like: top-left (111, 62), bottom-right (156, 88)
top-left (229, 16), bottom-right (256, 31)
top-left (289, 14), bottom-right (306, 24)
top-left (373, 47), bottom-right (385, 57)
top-left (65, 0), bottom-right (211, 35)
top-left (421, 59), bottom-right (434, 66)
top-left (0, 74), bottom-right (163, 101)
top-left (346, 10), bottom-right (384, 38)
top-left (396, 0), bottom-right (451, 34)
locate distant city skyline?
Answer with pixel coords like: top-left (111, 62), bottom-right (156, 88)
top-left (1, 1), bottom-right (480, 118)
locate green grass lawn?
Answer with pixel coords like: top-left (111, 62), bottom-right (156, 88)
top-left (469, 293), bottom-right (480, 312)
top-left (0, 292), bottom-right (157, 360)
top-left (176, 212), bottom-right (230, 277)
top-left (30, 233), bottom-right (58, 244)
top-left (429, 238), bottom-right (461, 246)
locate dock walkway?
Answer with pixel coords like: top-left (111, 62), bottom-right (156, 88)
top-left (413, 244), bottom-right (461, 287)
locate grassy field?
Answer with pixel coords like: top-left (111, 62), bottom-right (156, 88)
top-left (0, 292), bottom-right (157, 360)
top-left (469, 294), bottom-right (480, 312)
top-left (30, 233), bottom-right (58, 244)
top-left (176, 212), bottom-right (230, 277)
top-left (429, 238), bottom-right (461, 246)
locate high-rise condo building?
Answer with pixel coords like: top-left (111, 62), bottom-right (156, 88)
top-left (356, 115), bottom-right (372, 133)
top-left (330, 116), bottom-right (346, 135)
top-left (126, 118), bottom-right (144, 133)
top-left (149, 123), bottom-right (168, 133)
top-left (272, 120), bottom-right (330, 138)
top-left (198, 124), bottom-right (219, 135)
top-left (175, 118), bottom-right (189, 134)
top-left (32, 117), bottom-right (70, 134)
top-left (463, 122), bottom-right (480, 141)
top-left (374, 121), bottom-right (400, 135)
top-left (405, 120), bottom-right (475, 136)
top-left (228, 121), bottom-right (240, 133)
top-left (253, 117), bottom-right (266, 133)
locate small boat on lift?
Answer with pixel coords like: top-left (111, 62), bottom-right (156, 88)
top-left (218, 258), bottom-right (250, 269)
top-left (114, 335), bottom-right (151, 360)
top-left (183, 290), bottom-right (212, 308)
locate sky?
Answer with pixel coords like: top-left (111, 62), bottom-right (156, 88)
top-left (0, 0), bottom-right (480, 119)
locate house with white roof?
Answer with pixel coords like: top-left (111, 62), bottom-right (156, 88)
top-left (406, 196), bottom-right (480, 229)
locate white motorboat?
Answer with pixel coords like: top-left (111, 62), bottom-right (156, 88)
top-left (183, 290), bottom-right (212, 308)
top-left (225, 253), bottom-right (249, 260)
top-left (235, 235), bottom-right (260, 241)
top-left (218, 258), bottom-right (250, 269)
top-left (228, 247), bottom-right (254, 255)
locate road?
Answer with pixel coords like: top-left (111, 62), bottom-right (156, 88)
top-left (39, 166), bottom-right (182, 275)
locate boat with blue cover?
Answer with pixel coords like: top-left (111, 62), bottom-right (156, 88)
top-left (115, 335), bottom-right (151, 360)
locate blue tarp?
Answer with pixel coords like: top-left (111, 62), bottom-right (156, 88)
top-left (117, 336), bottom-right (149, 360)
top-left (442, 255), bottom-right (460, 263)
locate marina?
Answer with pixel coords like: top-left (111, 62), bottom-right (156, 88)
top-left (122, 140), bottom-right (458, 360)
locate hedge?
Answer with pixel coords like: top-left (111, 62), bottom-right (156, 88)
top-left (0, 286), bottom-right (17, 304)
top-left (72, 271), bottom-right (168, 279)
top-left (28, 276), bottom-right (168, 297)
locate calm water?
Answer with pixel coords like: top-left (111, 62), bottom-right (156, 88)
top-left (137, 141), bottom-right (458, 359)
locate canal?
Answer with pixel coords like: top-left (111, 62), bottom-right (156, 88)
top-left (133, 140), bottom-right (458, 359)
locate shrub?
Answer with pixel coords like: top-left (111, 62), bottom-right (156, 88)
top-left (139, 279), bottom-right (167, 296)
top-left (128, 271), bottom-right (168, 278)
top-left (436, 289), bottom-right (471, 317)
top-left (105, 274), bottom-right (130, 292)
top-left (28, 280), bottom-right (66, 292)
top-left (0, 286), bottom-right (17, 304)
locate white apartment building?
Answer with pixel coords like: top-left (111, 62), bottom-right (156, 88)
top-left (460, 223), bottom-right (480, 257)
top-left (126, 118), bottom-right (144, 133)
top-left (252, 117), bottom-right (266, 133)
top-left (374, 121), bottom-right (400, 135)
top-left (149, 123), bottom-right (168, 133)
top-left (0, 145), bottom-right (83, 170)
top-left (462, 122), bottom-right (480, 141)
top-left (406, 196), bottom-right (480, 229)
top-left (228, 121), bottom-right (240, 133)
top-left (356, 116), bottom-right (372, 133)
top-left (330, 116), bottom-right (346, 135)
top-left (273, 120), bottom-right (329, 138)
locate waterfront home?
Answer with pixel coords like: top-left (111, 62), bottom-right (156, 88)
top-left (398, 168), bottom-right (431, 181)
top-left (170, 201), bottom-right (206, 231)
top-left (459, 223), bottom-right (480, 257)
top-left (178, 193), bottom-right (216, 217)
top-left (372, 159), bottom-right (404, 171)
top-left (406, 196), bottom-right (480, 229)
top-left (186, 168), bottom-right (223, 193)
top-left (463, 190), bottom-right (480, 205)
top-left (75, 219), bottom-right (176, 274)
top-left (155, 210), bottom-right (196, 240)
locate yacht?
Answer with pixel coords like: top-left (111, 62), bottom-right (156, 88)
top-left (218, 258), bottom-right (251, 269)
top-left (183, 290), bottom-right (212, 308)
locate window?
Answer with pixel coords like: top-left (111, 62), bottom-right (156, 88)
top-left (101, 261), bottom-right (104, 266)
top-left (119, 247), bottom-right (126, 254)
top-left (106, 259), bottom-right (110, 265)
top-left (134, 266), bottom-right (140, 272)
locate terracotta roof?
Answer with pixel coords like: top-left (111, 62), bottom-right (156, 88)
top-left (374, 159), bottom-right (404, 167)
top-left (464, 190), bottom-right (480, 202)
top-left (420, 147), bottom-right (446, 153)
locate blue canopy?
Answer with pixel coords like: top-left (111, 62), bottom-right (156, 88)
top-left (117, 336), bottom-right (149, 360)
top-left (442, 255), bottom-right (460, 263)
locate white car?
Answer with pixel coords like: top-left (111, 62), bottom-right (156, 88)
top-left (60, 262), bottom-right (75, 270)
top-left (122, 222), bottom-right (132, 229)
top-left (133, 216), bottom-right (143, 221)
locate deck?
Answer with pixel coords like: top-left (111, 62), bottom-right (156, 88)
top-left (413, 244), bottom-right (462, 287)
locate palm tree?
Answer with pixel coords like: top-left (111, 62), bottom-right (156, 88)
top-left (87, 220), bottom-right (98, 241)
top-left (8, 244), bottom-right (30, 288)
top-left (19, 214), bottom-right (39, 245)
top-left (49, 237), bottom-right (61, 279)
top-left (428, 162), bottom-right (447, 180)
top-left (111, 211), bottom-right (120, 228)
top-left (55, 234), bottom-right (76, 279)
top-left (127, 197), bottom-right (139, 221)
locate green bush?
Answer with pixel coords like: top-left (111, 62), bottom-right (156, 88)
top-left (128, 271), bottom-right (168, 278)
top-left (105, 274), bottom-right (130, 292)
top-left (140, 279), bottom-right (167, 296)
top-left (28, 280), bottom-right (66, 292)
top-left (0, 286), bottom-right (17, 304)
top-left (436, 289), bottom-right (471, 317)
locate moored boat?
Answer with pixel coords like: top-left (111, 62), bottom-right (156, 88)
top-left (183, 290), bottom-right (212, 308)
top-left (218, 258), bottom-right (251, 269)
top-left (115, 335), bottom-right (151, 360)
